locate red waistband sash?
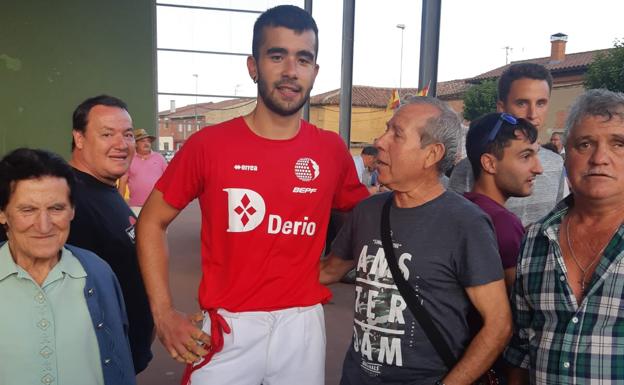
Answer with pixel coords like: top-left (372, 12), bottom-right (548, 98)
top-left (180, 309), bottom-right (231, 385)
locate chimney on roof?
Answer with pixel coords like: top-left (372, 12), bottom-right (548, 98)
top-left (170, 100), bottom-right (176, 113)
top-left (550, 33), bottom-right (568, 62)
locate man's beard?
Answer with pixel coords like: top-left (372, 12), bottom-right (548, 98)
top-left (257, 76), bottom-right (311, 117)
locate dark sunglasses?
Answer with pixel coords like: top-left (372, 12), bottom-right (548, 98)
top-left (485, 113), bottom-right (518, 144)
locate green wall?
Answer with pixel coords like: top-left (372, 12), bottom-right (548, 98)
top-left (0, 0), bottom-right (157, 158)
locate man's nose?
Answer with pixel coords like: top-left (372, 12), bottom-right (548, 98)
top-left (282, 56), bottom-right (298, 78)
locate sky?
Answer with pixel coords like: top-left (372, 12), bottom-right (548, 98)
top-left (156, 0), bottom-right (623, 111)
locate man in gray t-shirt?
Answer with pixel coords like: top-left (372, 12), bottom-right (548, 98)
top-left (449, 63), bottom-right (565, 226)
top-left (321, 97), bottom-right (511, 385)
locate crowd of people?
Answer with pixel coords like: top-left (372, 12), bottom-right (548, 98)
top-left (1, 4), bottom-right (624, 385)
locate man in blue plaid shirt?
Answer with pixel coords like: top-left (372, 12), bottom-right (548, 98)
top-left (505, 89), bottom-right (624, 384)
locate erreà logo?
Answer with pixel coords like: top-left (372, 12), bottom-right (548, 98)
top-left (223, 188), bottom-right (266, 232)
top-left (223, 188), bottom-right (317, 236)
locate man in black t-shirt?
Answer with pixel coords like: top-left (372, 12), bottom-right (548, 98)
top-left (67, 95), bottom-right (154, 374)
top-left (321, 97), bottom-right (512, 385)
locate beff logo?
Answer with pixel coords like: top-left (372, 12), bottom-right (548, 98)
top-left (294, 158), bottom-right (320, 182)
top-left (223, 188), bottom-right (317, 236)
top-left (223, 188), bottom-right (266, 232)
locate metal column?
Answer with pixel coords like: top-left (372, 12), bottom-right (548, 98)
top-left (338, 0), bottom-right (355, 147)
top-left (302, 0), bottom-right (313, 121)
top-left (418, 0), bottom-right (441, 97)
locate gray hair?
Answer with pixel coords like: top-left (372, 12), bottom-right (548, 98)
top-left (400, 96), bottom-right (462, 174)
top-left (564, 89), bottom-right (624, 142)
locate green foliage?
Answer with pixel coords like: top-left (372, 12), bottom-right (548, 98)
top-left (462, 79), bottom-right (498, 121)
top-left (585, 39), bottom-right (624, 92)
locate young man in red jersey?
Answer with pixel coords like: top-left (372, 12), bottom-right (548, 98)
top-left (136, 5), bottom-right (368, 385)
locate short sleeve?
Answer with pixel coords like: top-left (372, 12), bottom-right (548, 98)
top-left (330, 210), bottom-right (357, 260)
top-left (331, 137), bottom-right (369, 211)
top-left (155, 132), bottom-right (207, 210)
top-left (456, 213), bottom-right (504, 287)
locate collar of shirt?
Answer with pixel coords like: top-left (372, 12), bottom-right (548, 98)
top-left (0, 243), bottom-right (87, 285)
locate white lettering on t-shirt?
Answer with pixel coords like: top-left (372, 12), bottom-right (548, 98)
top-left (267, 215), bottom-right (316, 236)
top-left (351, 243), bottom-right (418, 368)
top-left (379, 336), bottom-right (403, 366)
top-left (366, 289), bottom-right (379, 320)
top-left (360, 331), bottom-right (373, 361)
top-left (388, 294), bottom-right (406, 324)
top-left (354, 285), bottom-right (363, 313)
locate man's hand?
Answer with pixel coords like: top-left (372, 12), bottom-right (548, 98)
top-left (155, 308), bottom-right (212, 364)
top-left (320, 254), bottom-right (356, 285)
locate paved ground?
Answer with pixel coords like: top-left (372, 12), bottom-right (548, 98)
top-left (137, 200), bottom-right (355, 385)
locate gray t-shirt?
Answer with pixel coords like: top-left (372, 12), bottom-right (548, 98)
top-left (332, 191), bottom-right (503, 385)
top-left (448, 149), bottom-right (565, 226)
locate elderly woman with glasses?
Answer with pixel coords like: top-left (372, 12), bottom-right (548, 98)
top-left (0, 148), bottom-right (135, 385)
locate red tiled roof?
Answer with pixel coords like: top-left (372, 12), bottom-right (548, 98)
top-left (471, 48), bottom-right (611, 81)
top-left (310, 80), bottom-right (471, 108)
top-left (159, 98), bottom-right (255, 118)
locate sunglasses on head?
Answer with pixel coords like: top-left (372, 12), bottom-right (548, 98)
top-left (484, 113), bottom-right (518, 144)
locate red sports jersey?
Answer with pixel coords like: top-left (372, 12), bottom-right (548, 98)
top-left (156, 117), bottom-right (368, 312)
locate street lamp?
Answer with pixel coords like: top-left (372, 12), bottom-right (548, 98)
top-left (193, 74), bottom-right (199, 133)
top-left (396, 24), bottom-right (406, 90)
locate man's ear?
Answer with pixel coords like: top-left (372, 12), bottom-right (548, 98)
top-left (247, 56), bottom-right (258, 83)
top-left (480, 153), bottom-right (498, 175)
top-left (496, 100), bottom-right (505, 113)
top-left (73, 129), bottom-right (86, 151)
top-left (424, 143), bottom-right (445, 169)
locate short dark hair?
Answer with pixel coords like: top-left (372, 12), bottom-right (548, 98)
top-left (71, 94), bottom-right (129, 150)
top-left (252, 5), bottom-right (318, 62)
top-left (497, 63), bottom-right (553, 103)
top-left (466, 113), bottom-right (538, 179)
top-left (0, 148), bottom-right (76, 211)
top-left (361, 146), bottom-right (378, 156)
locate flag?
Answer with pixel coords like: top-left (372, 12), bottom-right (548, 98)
top-left (386, 89), bottom-right (400, 111)
top-left (417, 80), bottom-right (431, 96)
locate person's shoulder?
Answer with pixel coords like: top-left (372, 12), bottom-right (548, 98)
top-left (489, 205), bottom-right (523, 229)
top-left (442, 191), bottom-right (491, 222)
top-left (358, 191), bottom-right (389, 209)
top-left (303, 120), bottom-right (343, 143)
top-left (193, 117), bottom-right (246, 140)
top-left (153, 152), bottom-right (167, 162)
top-left (539, 148), bottom-right (564, 168)
top-left (65, 244), bottom-right (115, 275)
top-left (450, 157), bottom-right (471, 176)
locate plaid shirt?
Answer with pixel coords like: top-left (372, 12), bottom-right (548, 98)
top-left (504, 196), bottom-right (624, 384)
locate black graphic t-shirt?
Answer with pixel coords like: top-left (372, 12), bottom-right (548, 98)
top-left (332, 191), bottom-right (503, 384)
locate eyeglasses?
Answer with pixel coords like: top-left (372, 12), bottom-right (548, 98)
top-left (485, 113), bottom-right (518, 144)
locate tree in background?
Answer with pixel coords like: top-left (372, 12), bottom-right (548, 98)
top-left (585, 39), bottom-right (624, 92)
top-left (462, 79), bottom-right (497, 121)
